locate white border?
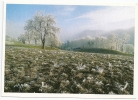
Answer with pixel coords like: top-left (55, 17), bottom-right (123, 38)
top-left (1, 0), bottom-right (138, 99)
top-left (2, 0), bottom-right (138, 6)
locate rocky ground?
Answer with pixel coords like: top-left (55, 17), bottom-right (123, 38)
top-left (4, 46), bottom-right (134, 94)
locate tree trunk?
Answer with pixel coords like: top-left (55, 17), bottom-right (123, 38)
top-left (42, 39), bottom-right (45, 49)
top-left (116, 43), bottom-right (117, 51)
top-left (42, 42), bottom-right (45, 49)
top-left (22, 39), bottom-right (25, 44)
top-left (28, 38), bottom-right (30, 44)
top-left (35, 39), bottom-right (37, 45)
top-left (121, 44), bottom-right (124, 52)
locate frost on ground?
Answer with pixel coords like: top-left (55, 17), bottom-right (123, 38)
top-left (4, 47), bottom-right (134, 94)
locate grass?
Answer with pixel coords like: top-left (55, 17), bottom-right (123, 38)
top-left (6, 43), bottom-right (59, 50)
top-left (72, 48), bottom-right (133, 56)
top-left (6, 39), bottom-right (60, 50)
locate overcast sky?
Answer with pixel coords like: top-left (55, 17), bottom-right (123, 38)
top-left (6, 4), bottom-right (135, 42)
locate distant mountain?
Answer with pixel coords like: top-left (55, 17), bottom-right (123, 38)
top-left (70, 27), bottom-right (134, 45)
top-left (70, 30), bottom-right (105, 40)
top-left (103, 27), bottom-right (134, 45)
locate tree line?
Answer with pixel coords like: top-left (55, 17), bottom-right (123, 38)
top-left (62, 33), bottom-right (134, 54)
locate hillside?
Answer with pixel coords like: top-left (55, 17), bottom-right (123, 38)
top-left (73, 48), bottom-right (133, 56)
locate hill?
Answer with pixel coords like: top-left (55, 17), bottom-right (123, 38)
top-left (72, 48), bottom-right (133, 56)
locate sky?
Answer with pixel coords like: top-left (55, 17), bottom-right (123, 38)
top-left (6, 4), bottom-right (135, 42)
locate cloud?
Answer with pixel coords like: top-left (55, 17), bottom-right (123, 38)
top-left (77, 7), bottom-right (134, 23)
top-left (66, 7), bottom-right (135, 30)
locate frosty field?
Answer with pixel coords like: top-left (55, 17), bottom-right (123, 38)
top-left (4, 46), bottom-right (134, 94)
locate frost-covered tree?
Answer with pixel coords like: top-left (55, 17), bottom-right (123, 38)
top-left (33, 12), bottom-right (60, 49)
top-left (100, 36), bottom-right (107, 49)
top-left (23, 12), bottom-right (60, 48)
top-left (24, 19), bottom-right (34, 44)
top-left (107, 34), bottom-right (118, 50)
top-left (46, 33), bottom-right (61, 47)
top-left (95, 36), bottom-right (102, 48)
top-left (124, 44), bottom-right (134, 54)
top-left (121, 33), bottom-right (130, 52)
top-left (18, 34), bottom-right (26, 44)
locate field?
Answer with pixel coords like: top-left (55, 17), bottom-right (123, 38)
top-left (4, 46), bottom-right (134, 94)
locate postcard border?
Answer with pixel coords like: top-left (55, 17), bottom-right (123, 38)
top-left (2, 0), bottom-right (138, 99)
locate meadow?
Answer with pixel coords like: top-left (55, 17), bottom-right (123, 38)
top-left (4, 46), bottom-right (134, 94)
